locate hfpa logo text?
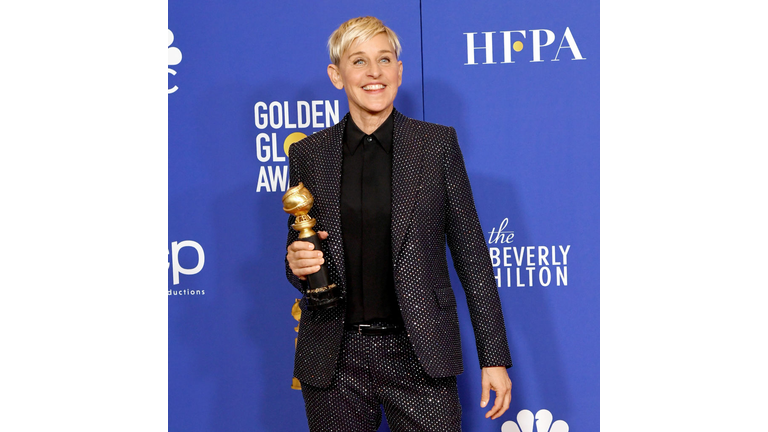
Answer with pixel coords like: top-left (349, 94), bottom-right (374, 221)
top-left (464, 27), bottom-right (585, 65)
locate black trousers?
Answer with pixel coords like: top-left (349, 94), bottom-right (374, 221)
top-left (301, 331), bottom-right (462, 432)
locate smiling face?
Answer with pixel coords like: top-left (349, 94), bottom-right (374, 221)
top-left (327, 33), bottom-right (403, 129)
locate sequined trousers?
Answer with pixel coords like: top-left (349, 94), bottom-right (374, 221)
top-left (301, 331), bottom-right (462, 432)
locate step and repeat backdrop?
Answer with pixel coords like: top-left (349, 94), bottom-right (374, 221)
top-left (169, 1), bottom-right (598, 431)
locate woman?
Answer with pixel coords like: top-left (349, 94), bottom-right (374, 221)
top-left (285, 16), bottom-right (512, 431)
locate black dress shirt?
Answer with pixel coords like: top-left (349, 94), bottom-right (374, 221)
top-left (340, 113), bottom-right (403, 326)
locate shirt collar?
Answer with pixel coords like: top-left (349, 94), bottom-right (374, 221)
top-left (344, 111), bottom-right (394, 155)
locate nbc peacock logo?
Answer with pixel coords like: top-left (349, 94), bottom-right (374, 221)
top-left (168, 29), bottom-right (182, 94)
top-left (501, 409), bottom-right (569, 432)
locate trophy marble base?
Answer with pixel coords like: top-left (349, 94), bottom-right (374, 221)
top-left (305, 284), bottom-right (341, 311)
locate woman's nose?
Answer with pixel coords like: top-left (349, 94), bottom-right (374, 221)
top-left (367, 62), bottom-right (381, 77)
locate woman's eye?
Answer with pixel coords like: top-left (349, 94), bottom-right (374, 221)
top-left (380, 58), bottom-right (390, 64)
top-left (353, 59), bottom-right (365, 65)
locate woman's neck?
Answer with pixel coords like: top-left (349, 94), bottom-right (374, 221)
top-left (349, 106), bottom-right (394, 134)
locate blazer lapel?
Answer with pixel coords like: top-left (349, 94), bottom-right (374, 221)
top-left (316, 114), bottom-right (348, 294)
top-left (391, 109), bottom-right (426, 267)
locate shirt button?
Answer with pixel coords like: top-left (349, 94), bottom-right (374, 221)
top-left (366, 136), bottom-right (373, 142)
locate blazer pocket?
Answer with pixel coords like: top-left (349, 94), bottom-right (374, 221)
top-left (433, 285), bottom-right (457, 309)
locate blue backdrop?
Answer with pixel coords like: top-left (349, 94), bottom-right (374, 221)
top-left (169, 1), bottom-right (598, 431)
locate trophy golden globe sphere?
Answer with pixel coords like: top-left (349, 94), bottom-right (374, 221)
top-left (282, 182), bottom-right (314, 216)
top-left (282, 183), bottom-right (317, 239)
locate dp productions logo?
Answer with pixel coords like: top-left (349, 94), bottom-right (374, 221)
top-left (502, 409), bottom-right (569, 432)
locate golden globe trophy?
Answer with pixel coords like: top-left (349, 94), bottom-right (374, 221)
top-left (283, 182), bottom-right (340, 310)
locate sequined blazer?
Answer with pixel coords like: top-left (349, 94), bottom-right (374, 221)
top-left (285, 109), bottom-right (512, 388)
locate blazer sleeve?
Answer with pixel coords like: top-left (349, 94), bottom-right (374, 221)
top-left (285, 143), bottom-right (308, 293)
top-left (443, 127), bottom-right (513, 369)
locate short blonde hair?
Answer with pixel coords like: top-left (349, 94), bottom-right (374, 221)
top-left (327, 16), bottom-right (402, 65)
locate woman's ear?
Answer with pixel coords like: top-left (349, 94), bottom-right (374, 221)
top-left (327, 64), bottom-right (344, 90)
